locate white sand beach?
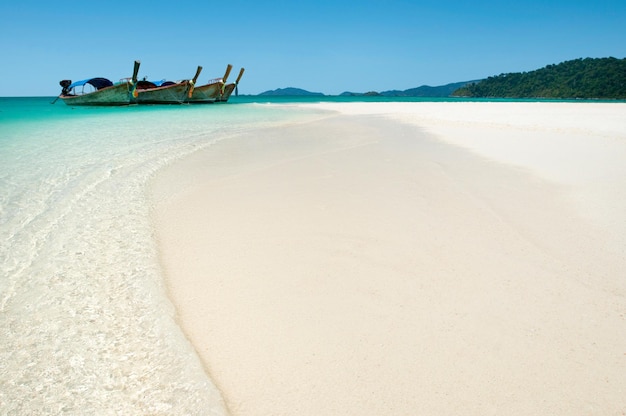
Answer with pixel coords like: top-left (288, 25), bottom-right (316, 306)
top-left (151, 102), bottom-right (626, 415)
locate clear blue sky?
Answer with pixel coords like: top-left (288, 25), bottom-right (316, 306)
top-left (1, 0), bottom-right (624, 96)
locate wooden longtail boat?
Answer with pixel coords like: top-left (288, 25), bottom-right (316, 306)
top-left (217, 67), bottom-right (245, 102)
top-left (134, 66), bottom-right (202, 104)
top-left (185, 64), bottom-right (232, 104)
top-left (57, 61), bottom-right (140, 106)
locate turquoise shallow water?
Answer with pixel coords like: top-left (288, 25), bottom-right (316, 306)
top-left (0, 97), bottom-right (332, 414)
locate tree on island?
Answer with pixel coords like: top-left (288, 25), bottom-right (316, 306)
top-left (452, 57), bottom-right (626, 99)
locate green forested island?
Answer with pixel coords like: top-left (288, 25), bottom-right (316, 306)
top-left (452, 57), bottom-right (626, 99)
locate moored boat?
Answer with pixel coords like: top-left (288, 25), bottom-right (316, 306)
top-left (134, 66), bottom-right (202, 104)
top-left (217, 67), bottom-right (245, 102)
top-left (185, 64), bottom-right (232, 104)
top-left (57, 61), bottom-right (140, 106)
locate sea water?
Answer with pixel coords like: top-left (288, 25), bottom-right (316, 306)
top-left (0, 97), bottom-right (330, 415)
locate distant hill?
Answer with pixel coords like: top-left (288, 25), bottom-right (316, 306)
top-left (259, 87), bottom-right (325, 96)
top-left (382, 81), bottom-right (478, 97)
top-left (339, 91), bottom-right (383, 96)
top-left (452, 57), bottom-right (626, 99)
top-left (340, 81), bottom-right (477, 97)
top-left (259, 83), bottom-right (477, 97)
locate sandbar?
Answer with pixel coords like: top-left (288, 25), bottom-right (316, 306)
top-left (151, 102), bottom-right (626, 415)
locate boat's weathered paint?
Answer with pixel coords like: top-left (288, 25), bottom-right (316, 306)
top-left (186, 81), bottom-right (223, 103)
top-left (134, 82), bottom-right (192, 104)
top-left (217, 67), bottom-right (245, 102)
top-left (60, 82), bottom-right (134, 106)
top-left (186, 64), bottom-right (231, 104)
top-left (57, 63), bottom-right (243, 105)
top-left (59, 61), bottom-right (140, 106)
top-left (217, 83), bottom-right (237, 102)
top-left (135, 66), bottom-right (202, 104)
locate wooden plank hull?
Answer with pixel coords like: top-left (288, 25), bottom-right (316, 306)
top-left (186, 81), bottom-right (223, 103)
top-left (60, 82), bottom-right (132, 106)
top-left (217, 83), bottom-right (236, 102)
top-left (216, 67), bottom-right (243, 102)
top-left (135, 82), bottom-right (190, 104)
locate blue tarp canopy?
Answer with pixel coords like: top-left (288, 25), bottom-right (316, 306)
top-left (145, 80), bottom-right (175, 87)
top-left (69, 77), bottom-right (113, 90)
top-left (136, 79), bottom-right (175, 89)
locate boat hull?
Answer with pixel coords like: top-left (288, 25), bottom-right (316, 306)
top-left (186, 82), bottom-right (223, 103)
top-left (60, 82), bottom-right (132, 106)
top-left (135, 82), bottom-right (190, 104)
top-left (216, 83), bottom-right (236, 102)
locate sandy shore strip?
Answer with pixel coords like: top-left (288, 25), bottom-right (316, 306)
top-left (151, 102), bottom-right (626, 415)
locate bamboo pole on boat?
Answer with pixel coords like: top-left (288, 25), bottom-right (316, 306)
top-left (235, 68), bottom-right (245, 96)
top-left (188, 66), bottom-right (203, 98)
top-left (222, 64), bottom-right (233, 84)
top-left (131, 60), bottom-right (141, 98)
top-left (219, 64), bottom-right (234, 99)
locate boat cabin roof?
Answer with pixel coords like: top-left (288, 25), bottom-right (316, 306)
top-left (136, 79), bottom-right (176, 89)
top-left (69, 78), bottom-right (114, 90)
